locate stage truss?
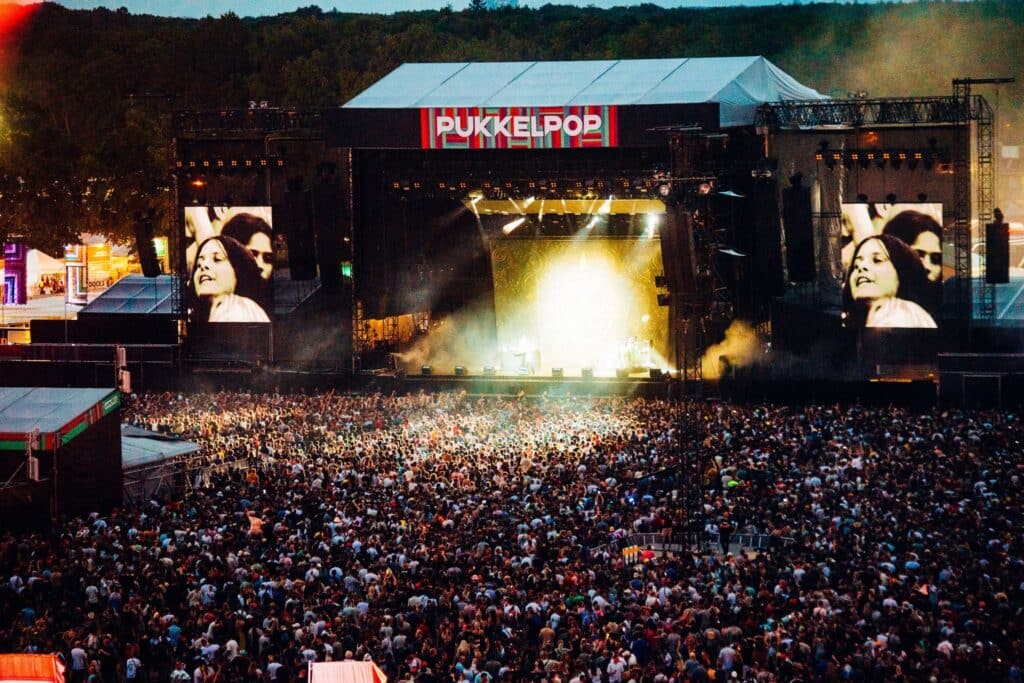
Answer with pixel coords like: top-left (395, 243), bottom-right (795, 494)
top-left (756, 86), bottom-right (998, 322)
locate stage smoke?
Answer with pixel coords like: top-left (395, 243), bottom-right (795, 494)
top-left (783, 6), bottom-right (1013, 108)
top-left (701, 320), bottom-right (763, 380)
top-left (394, 300), bottom-right (497, 375)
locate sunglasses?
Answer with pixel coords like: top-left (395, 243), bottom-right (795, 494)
top-left (914, 250), bottom-right (941, 266)
top-left (249, 250), bottom-right (273, 264)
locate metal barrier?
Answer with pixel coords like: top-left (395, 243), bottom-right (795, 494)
top-left (592, 531), bottom-right (793, 556)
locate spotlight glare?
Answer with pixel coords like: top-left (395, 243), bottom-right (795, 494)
top-left (502, 217), bottom-right (527, 235)
top-left (644, 213), bottom-right (660, 237)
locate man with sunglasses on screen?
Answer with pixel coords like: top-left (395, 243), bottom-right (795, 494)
top-left (882, 209), bottom-right (943, 319)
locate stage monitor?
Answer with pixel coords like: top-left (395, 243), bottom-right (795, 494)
top-left (840, 202), bottom-right (943, 329)
top-left (184, 206), bottom-right (274, 326)
top-left (490, 237), bottom-right (668, 376)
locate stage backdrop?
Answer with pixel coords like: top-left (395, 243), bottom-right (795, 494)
top-left (490, 237), bottom-right (668, 376)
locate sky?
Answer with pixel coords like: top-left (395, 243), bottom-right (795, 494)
top-left (17, 0), bottom-right (879, 18)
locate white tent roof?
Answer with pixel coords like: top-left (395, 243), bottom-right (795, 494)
top-left (26, 249), bottom-right (65, 275)
top-left (344, 57), bottom-right (826, 128)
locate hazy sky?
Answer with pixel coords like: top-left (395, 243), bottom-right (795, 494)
top-left (22, 0), bottom-right (872, 18)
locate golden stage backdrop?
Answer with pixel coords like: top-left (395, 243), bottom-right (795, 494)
top-left (490, 237), bottom-right (668, 375)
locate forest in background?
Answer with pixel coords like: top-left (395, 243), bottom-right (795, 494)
top-left (0, 0), bottom-right (1021, 251)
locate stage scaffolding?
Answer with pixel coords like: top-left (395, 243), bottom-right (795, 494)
top-left (756, 83), bottom-right (1001, 324)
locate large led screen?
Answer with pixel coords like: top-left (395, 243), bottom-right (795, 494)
top-left (490, 238), bottom-right (668, 376)
top-left (184, 206), bottom-right (274, 325)
top-left (840, 202), bottom-right (943, 329)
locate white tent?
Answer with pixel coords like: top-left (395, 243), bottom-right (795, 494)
top-left (25, 249), bottom-right (65, 296)
top-left (344, 56), bottom-right (826, 128)
top-left (309, 661), bottom-right (387, 683)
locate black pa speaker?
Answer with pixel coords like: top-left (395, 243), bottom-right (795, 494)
top-left (986, 220), bottom-right (1010, 284)
top-left (133, 217), bottom-right (161, 277)
top-left (781, 184), bottom-right (815, 282)
top-left (282, 188), bottom-right (317, 280)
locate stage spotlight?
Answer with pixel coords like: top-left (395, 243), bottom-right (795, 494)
top-left (552, 368), bottom-right (564, 378)
top-left (581, 367), bottom-right (594, 379)
top-left (645, 214), bottom-right (659, 237)
top-left (454, 366), bottom-right (466, 376)
top-left (698, 181), bottom-right (713, 195)
top-left (584, 215), bottom-right (601, 231)
top-left (483, 366), bottom-right (496, 376)
top-left (421, 365), bottom-right (432, 375)
top-left (502, 217), bottom-right (527, 235)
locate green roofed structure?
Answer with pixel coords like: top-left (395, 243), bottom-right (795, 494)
top-left (0, 388), bottom-right (123, 529)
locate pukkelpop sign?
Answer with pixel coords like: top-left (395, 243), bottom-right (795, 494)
top-left (421, 106), bottom-right (618, 150)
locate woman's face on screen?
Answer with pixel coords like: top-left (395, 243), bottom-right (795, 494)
top-left (850, 238), bottom-right (898, 301)
top-left (194, 240), bottom-right (237, 297)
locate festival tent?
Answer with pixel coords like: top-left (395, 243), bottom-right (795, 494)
top-left (121, 424), bottom-right (200, 504)
top-left (344, 56), bottom-right (827, 129)
top-left (309, 661), bottom-right (387, 683)
top-left (0, 388), bottom-right (123, 528)
top-left (0, 654), bottom-right (65, 683)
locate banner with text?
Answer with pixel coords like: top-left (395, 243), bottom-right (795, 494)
top-left (421, 106), bottom-right (618, 150)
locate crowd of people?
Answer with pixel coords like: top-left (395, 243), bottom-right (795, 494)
top-left (1, 390), bottom-right (1022, 683)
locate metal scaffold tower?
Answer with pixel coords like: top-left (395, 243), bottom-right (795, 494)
top-left (756, 80), bottom-right (1009, 326)
top-left (954, 78), bottom-right (1008, 321)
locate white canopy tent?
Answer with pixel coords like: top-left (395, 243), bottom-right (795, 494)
top-left (344, 56), bottom-right (826, 128)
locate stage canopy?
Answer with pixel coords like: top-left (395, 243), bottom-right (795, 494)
top-left (78, 274), bottom-right (176, 315)
top-left (343, 57), bottom-right (826, 129)
top-left (0, 387), bottom-right (121, 452)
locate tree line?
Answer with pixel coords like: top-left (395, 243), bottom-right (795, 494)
top-left (0, 0), bottom-right (1021, 252)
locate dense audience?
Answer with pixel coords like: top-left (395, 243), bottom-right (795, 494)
top-left (1, 390), bottom-right (1022, 683)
